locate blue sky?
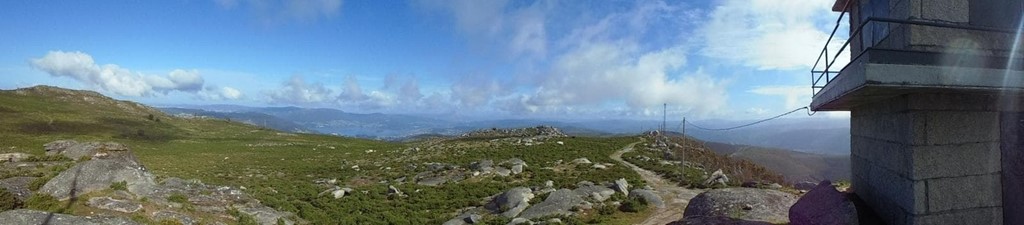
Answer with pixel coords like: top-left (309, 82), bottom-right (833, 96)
top-left (0, 0), bottom-right (850, 120)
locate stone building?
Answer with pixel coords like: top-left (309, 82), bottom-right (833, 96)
top-left (810, 0), bottom-right (1023, 224)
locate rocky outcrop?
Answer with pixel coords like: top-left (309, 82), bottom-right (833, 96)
top-left (485, 187), bottom-right (534, 218)
top-left (44, 140), bottom-right (129, 161)
top-left (0, 176), bottom-right (36, 201)
top-left (612, 178), bottom-right (630, 196)
top-left (87, 197), bottom-right (143, 213)
top-left (682, 188), bottom-right (798, 225)
top-left (628, 189), bottom-right (665, 208)
top-left (35, 140), bottom-right (294, 225)
top-left (518, 189), bottom-right (583, 219)
top-left (789, 181), bottom-right (858, 225)
top-left (152, 210), bottom-right (197, 225)
top-left (38, 143), bottom-right (157, 200)
top-left (573, 185), bottom-right (615, 202)
top-left (0, 209), bottom-right (141, 225)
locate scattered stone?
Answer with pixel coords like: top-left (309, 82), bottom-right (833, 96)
top-left (495, 167), bottom-right (512, 177)
top-left (683, 188), bottom-right (798, 225)
top-left (485, 187), bottom-right (534, 218)
top-left (388, 185), bottom-right (403, 196)
top-left (556, 141), bottom-right (564, 145)
top-left (0, 209), bottom-right (141, 225)
top-left (546, 218), bottom-right (563, 224)
top-left (591, 164), bottom-right (606, 169)
top-left (789, 181), bottom-right (858, 225)
top-left (0, 176), bottom-right (36, 201)
top-left (544, 180), bottom-right (554, 188)
top-left (417, 176), bottom-right (448, 186)
top-left (152, 210), bottom-right (197, 225)
top-left (767, 183), bottom-right (784, 189)
top-left (465, 214), bottom-right (482, 224)
top-left (87, 197), bottom-right (143, 213)
top-left (237, 206), bottom-right (295, 225)
top-left (507, 217), bottom-right (532, 225)
top-left (511, 164), bottom-right (524, 175)
top-left (628, 189), bottom-right (665, 208)
top-left (794, 181), bottom-right (818, 191)
top-left (612, 178), bottom-right (630, 196)
top-left (518, 189), bottom-right (583, 219)
top-left (571, 158), bottom-right (591, 164)
top-left (0, 153), bottom-right (31, 162)
top-left (703, 169), bottom-right (729, 187)
top-left (576, 181), bottom-right (594, 187)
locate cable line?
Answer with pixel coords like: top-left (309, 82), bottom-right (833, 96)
top-left (686, 106), bottom-right (810, 131)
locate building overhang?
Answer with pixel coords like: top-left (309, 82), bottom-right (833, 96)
top-left (811, 49), bottom-right (1024, 111)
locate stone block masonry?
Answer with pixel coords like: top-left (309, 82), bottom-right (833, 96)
top-left (850, 93), bottom-right (1004, 225)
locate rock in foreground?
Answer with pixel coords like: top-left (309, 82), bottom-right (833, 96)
top-left (0, 209), bottom-right (141, 225)
top-left (682, 188), bottom-right (798, 225)
top-left (789, 181), bottom-right (858, 225)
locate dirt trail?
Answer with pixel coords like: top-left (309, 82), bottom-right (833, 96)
top-left (611, 141), bottom-right (703, 225)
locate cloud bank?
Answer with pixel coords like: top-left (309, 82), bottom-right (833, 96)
top-left (30, 50), bottom-right (241, 100)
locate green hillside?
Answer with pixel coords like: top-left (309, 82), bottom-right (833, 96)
top-left (0, 86), bottom-right (650, 224)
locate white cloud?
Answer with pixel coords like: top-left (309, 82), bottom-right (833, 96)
top-left (220, 87), bottom-right (243, 99)
top-left (748, 85), bottom-right (812, 109)
top-left (266, 75), bottom-right (333, 105)
top-left (199, 86), bottom-right (244, 100)
top-left (699, 0), bottom-right (846, 70)
top-left (415, 0), bottom-right (547, 60)
top-left (217, 0), bottom-right (344, 25)
top-left (30, 51), bottom-right (206, 97)
top-left (450, 75), bottom-right (508, 108)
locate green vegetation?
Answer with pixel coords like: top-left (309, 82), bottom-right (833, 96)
top-left (0, 86), bottom-right (653, 224)
top-left (623, 136), bottom-right (785, 188)
top-left (24, 194), bottom-right (66, 213)
top-left (0, 188), bottom-right (22, 210)
top-left (110, 181), bottom-right (128, 191)
top-left (619, 197), bottom-right (648, 213)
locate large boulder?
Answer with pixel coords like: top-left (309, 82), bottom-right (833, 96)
top-left (628, 189), bottom-right (665, 208)
top-left (39, 145), bottom-right (157, 200)
top-left (682, 188), bottom-right (798, 225)
top-left (789, 181), bottom-right (858, 225)
top-left (0, 209), bottom-right (141, 225)
top-left (0, 176), bottom-right (37, 201)
top-left (612, 178), bottom-right (630, 196)
top-left (470, 160), bottom-right (494, 172)
top-left (485, 187), bottom-right (534, 218)
top-left (518, 189), bottom-right (583, 219)
top-left (573, 185), bottom-right (615, 202)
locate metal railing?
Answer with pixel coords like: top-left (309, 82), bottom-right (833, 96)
top-left (810, 3), bottom-right (1022, 96)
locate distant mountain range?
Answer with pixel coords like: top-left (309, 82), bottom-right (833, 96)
top-left (157, 105), bottom-right (851, 155)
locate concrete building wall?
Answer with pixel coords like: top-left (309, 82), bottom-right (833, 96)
top-left (851, 93), bottom-right (1003, 225)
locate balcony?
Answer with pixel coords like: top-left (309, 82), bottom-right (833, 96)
top-left (810, 0), bottom-right (1024, 111)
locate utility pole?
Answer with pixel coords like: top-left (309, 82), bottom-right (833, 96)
top-left (662, 103), bottom-right (667, 135)
top-left (682, 117), bottom-right (686, 137)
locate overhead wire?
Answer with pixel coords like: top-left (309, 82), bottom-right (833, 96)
top-left (685, 106), bottom-right (811, 131)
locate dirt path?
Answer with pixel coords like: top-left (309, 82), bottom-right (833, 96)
top-left (611, 141), bottom-right (703, 225)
